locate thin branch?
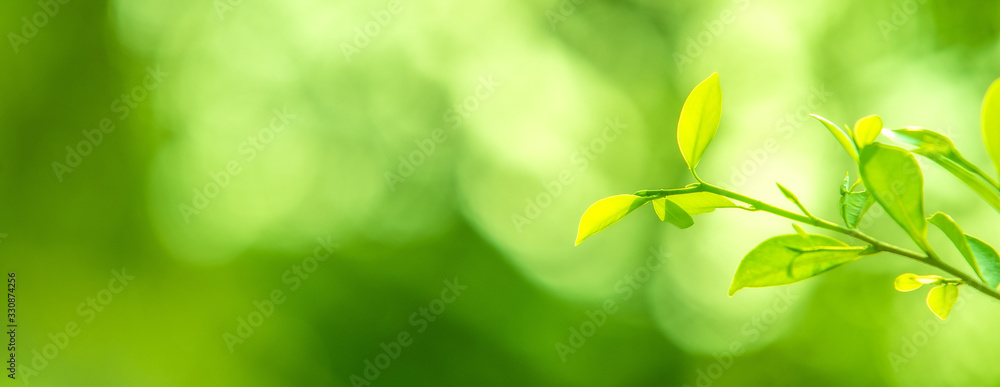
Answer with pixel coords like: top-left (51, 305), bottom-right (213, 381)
top-left (689, 182), bottom-right (1000, 303)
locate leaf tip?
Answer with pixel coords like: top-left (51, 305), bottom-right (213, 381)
top-left (792, 224), bottom-right (807, 237)
top-left (776, 182), bottom-right (793, 197)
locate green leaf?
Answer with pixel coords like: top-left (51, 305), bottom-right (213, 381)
top-left (981, 77), bottom-right (1000, 181)
top-left (927, 212), bottom-right (1000, 288)
top-left (935, 156), bottom-right (1000, 213)
top-left (575, 195), bottom-right (651, 246)
top-left (967, 236), bottom-right (1000, 289)
top-left (660, 192), bottom-right (738, 215)
top-left (886, 128), bottom-right (958, 159)
top-left (926, 284), bottom-right (959, 320)
top-left (886, 128), bottom-right (1000, 212)
top-left (894, 273), bottom-right (943, 292)
top-left (839, 175), bottom-right (875, 229)
top-left (928, 212), bottom-right (977, 271)
top-left (677, 73), bottom-right (722, 172)
top-left (886, 128), bottom-right (988, 178)
top-left (651, 198), bottom-right (694, 229)
top-left (729, 233), bottom-right (865, 296)
top-left (859, 144), bottom-right (929, 251)
top-left (810, 114), bottom-right (859, 163)
top-left (854, 115), bottom-right (883, 149)
top-left (841, 192), bottom-right (874, 229)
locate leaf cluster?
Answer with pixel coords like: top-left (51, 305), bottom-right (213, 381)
top-left (576, 74), bottom-right (1000, 319)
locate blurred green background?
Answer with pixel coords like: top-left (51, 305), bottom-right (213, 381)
top-left (2, 0), bottom-right (1000, 385)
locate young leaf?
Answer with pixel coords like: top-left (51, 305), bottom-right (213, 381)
top-left (810, 114), bottom-right (859, 163)
top-left (651, 198), bottom-right (695, 229)
top-left (839, 176), bottom-right (875, 229)
top-left (575, 195), bottom-right (651, 246)
top-left (776, 182), bottom-right (799, 203)
top-left (894, 273), bottom-right (943, 292)
top-left (886, 128), bottom-right (1000, 212)
top-left (926, 284), bottom-right (959, 319)
top-left (981, 77), bottom-right (1000, 181)
top-left (661, 192), bottom-right (738, 215)
top-left (776, 182), bottom-right (812, 217)
top-left (841, 192), bottom-right (874, 229)
top-left (677, 73), bottom-right (722, 172)
top-left (792, 224), bottom-right (808, 238)
top-left (859, 144), bottom-right (929, 251)
top-left (729, 233), bottom-right (865, 296)
top-left (854, 115), bottom-right (883, 149)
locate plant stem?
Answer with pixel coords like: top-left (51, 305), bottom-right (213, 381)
top-left (634, 187), bottom-right (701, 197)
top-left (638, 183), bottom-right (1000, 303)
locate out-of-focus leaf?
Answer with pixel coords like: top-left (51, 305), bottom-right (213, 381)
top-left (926, 284), bottom-right (959, 319)
top-left (854, 115), bottom-right (883, 148)
top-left (894, 273), bottom-right (943, 292)
top-left (729, 234), bottom-right (865, 295)
top-left (935, 157), bottom-right (1000, 212)
top-left (887, 128), bottom-right (957, 159)
top-left (886, 128), bottom-right (1000, 212)
top-left (810, 114), bottom-right (859, 163)
top-left (887, 128), bottom-right (988, 177)
top-left (859, 144), bottom-right (929, 251)
top-left (575, 195), bottom-right (651, 245)
top-left (677, 73), bottom-right (722, 172)
top-left (981, 77), bottom-right (1000, 181)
